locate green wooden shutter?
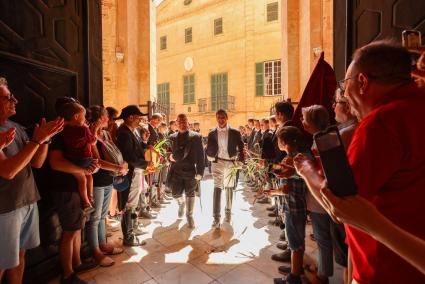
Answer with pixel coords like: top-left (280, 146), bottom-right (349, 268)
top-left (183, 76), bottom-right (188, 104)
top-left (222, 73), bottom-right (228, 109)
top-left (211, 75), bottom-right (217, 111)
top-left (256, 62), bottom-right (264, 96)
top-left (165, 83), bottom-right (170, 106)
top-left (189, 75), bottom-right (195, 103)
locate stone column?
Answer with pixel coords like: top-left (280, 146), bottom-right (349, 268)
top-left (281, 0), bottom-right (300, 101)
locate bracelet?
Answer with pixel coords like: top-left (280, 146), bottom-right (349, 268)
top-left (43, 139), bottom-right (52, 145)
top-left (29, 140), bottom-right (41, 146)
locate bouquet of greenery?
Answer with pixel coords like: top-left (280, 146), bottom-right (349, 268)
top-left (144, 138), bottom-right (171, 174)
top-left (226, 144), bottom-right (269, 203)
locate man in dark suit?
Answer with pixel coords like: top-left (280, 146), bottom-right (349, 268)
top-left (206, 109), bottom-right (244, 229)
top-left (168, 114), bottom-right (205, 228)
top-left (116, 105), bottom-right (151, 246)
top-left (147, 113), bottom-right (162, 146)
top-left (146, 113), bottom-right (164, 207)
top-left (167, 120), bottom-right (177, 136)
top-left (251, 119), bottom-right (262, 153)
top-left (260, 118), bottom-right (274, 160)
top-left (246, 118), bottom-right (256, 151)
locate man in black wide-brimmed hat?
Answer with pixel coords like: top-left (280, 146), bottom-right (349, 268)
top-left (115, 105), bottom-right (151, 246)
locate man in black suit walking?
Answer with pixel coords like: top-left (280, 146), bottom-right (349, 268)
top-left (206, 109), bottom-right (244, 229)
top-left (168, 114), bottom-right (205, 228)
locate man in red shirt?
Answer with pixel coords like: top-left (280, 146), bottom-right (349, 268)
top-left (340, 39), bottom-right (425, 283)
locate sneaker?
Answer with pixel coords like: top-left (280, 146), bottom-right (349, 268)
top-left (274, 273), bottom-right (302, 284)
top-left (271, 249), bottom-right (291, 262)
top-left (267, 205), bottom-right (276, 211)
top-left (276, 241), bottom-right (288, 250)
top-left (74, 260), bottom-right (98, 274)
top-left (278, 265), bottom-right (291, 274)
top-left (61, 272), bottom-right (87, 284)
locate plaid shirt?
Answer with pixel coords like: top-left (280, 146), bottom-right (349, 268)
top-left (278, 151), bottom-right (309, 214)
top-left (280, 175), bottom-right (307, 214)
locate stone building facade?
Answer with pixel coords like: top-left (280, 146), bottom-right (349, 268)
top-left (156, 0), bottom-right (284, 134)
top-left (101, 0), bottom-right (333, 133)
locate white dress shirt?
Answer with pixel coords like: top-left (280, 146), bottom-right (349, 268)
top-left (217, 124), bottom-right (230, 159)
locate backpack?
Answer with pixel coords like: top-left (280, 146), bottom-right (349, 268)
top-left (99, 130), bottom-right (124, 176)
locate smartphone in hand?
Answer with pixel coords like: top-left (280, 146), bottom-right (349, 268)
top-left (314, 126), bottom-right (357, 197)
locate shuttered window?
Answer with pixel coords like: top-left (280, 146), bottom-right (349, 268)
top-left (256, 63), bottom-right (264, 96)
top-left (214, 18), bottom-right (223, 35)
top-left (211, 73), bottom-right (228, 111)
top-left (157, 83), bottom-right (170, 109)
top-left (160, 36), bottom-right (167, 50)
top-left (183, 74), bottom-right (195, 104)
top-left (267, 2), bottom-right (279, 22)
top-left (185, 27), bottom-right (192, 43)
top-left (256, 60), bottom-right (281, 96)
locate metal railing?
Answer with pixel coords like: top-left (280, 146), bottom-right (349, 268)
top-left (198, 96), bottom-right (235, 112)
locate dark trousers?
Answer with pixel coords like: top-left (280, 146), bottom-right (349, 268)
top-left (170, 176), bottom-right (197, 198)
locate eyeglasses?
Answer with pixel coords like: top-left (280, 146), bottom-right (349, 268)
top-left (0, 93), bottom-right (18, 103)
top-left (332, 100), bottom-right (347, 108)
top-left (337, 75), bottom-right (358, 92)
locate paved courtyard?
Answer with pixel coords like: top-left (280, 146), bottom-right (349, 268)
top-left (50, 174), bottom-right (343, 284)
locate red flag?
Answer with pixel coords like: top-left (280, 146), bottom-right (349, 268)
top-left (292, 52), bottom-right (337, 144)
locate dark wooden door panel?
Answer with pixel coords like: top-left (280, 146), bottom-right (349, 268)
top-left (0, 1), bottom-right (102, 282)
top-left (334, 0), bottom-right (425, 79)
top-left (0, 52), bottom-right (77, 126)
top-left (0, 0), bottom-right (88, 104)
top-left (352, 0), bottom-right (425, 53)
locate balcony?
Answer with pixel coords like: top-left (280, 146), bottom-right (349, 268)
top-left (198, 96), bottom-right (235, 113)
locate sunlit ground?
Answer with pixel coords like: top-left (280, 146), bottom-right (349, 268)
top-left (50, 174), bottom-right (343, 284)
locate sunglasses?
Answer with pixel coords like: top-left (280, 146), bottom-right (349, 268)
top-left (0, 93), bottom-right (18, 103)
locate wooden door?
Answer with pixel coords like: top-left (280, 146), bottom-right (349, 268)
top-left (0, 1), bottom-right (102, 282)
top-left (334, 0), bottom-right (425, 79)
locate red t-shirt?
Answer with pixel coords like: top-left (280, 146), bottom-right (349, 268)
top-left (346, 83), bottom-right (425, 284)
top-left (62, 125), bottom-right (95, 159)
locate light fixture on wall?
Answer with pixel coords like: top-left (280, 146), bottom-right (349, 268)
top-left (115, 46), bottom-right (125, 63)
top-left (313, 47), bottom-right (323, 58)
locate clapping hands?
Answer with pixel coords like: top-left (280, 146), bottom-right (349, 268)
top-left (0, 127), bottom-right (16, 150)
top-left (32, 117), bottom-right (64, 144)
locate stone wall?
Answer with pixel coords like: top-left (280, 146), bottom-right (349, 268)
top-left (101, 0), bottom-right (155, 113)
top-left (281, 0), bottom-right (334, 103)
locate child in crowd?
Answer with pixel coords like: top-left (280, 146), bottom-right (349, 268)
top-left (62, 102), bottom-right (97, 213)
